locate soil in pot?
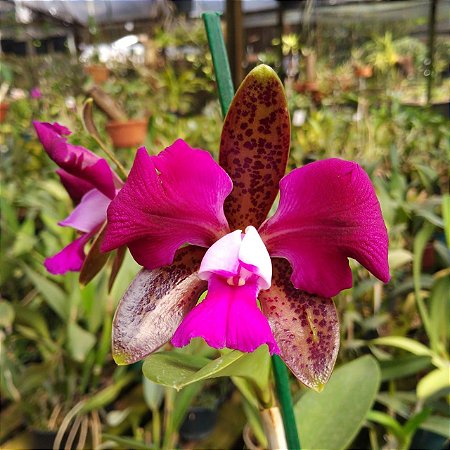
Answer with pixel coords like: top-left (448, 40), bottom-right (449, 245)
top-left (105, 118), bottom-right (148, 148)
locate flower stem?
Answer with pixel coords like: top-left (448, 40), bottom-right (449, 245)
top-left (203, 11), bottom-right (301, 450)
top-left (272, 355), bottom-right (301, 449)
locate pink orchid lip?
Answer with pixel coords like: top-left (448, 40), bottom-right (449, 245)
top-left (171, 274), bottom-right (280, 355)
top-left (198, 226), bottom-right (272, 290)
top-left (172, 226), bottom-right (277, 354)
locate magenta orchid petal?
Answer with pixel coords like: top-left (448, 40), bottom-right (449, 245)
top-left (102, 140), bottom-right (233, 269)
top-left (171, 275), bottom-right (280, 355)
top-left (56, 169), bottom-right (95, 204)
top-left (44, 233), bottom-right (91, 275)
top-left (33, 121), bottom-right (119, 199)
top-left (59, 189), bottom-right (111, 233)
top-left (260, 158), bottom-right (390, 298)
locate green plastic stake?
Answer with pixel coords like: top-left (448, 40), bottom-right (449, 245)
top-left (272, 355), bottom-right (301, 449)
top-left (202, 11), bottom-right (301, 450)
top-left (202, 12), bottom-right (235, 118)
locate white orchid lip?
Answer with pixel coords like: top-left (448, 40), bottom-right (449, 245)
top-left (198, 226), bottom-right (272, 290)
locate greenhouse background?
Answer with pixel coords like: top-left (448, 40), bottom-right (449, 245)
top-left (0, 0), bottom-right (449, 449)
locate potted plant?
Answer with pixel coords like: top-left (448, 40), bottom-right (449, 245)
top-left (89, 73), bottom-right (150, 148)
top-left (84, 48), bottom-right (110, 84)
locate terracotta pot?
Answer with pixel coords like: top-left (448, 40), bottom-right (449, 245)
top-left (84, 64), bottom-right (110, 84)
top-left (106, 118), bottom-right (148, 148)
top-left (354, 65), bottom-right (373, 79)
top-left (0, 102), bottom-right (9, 123)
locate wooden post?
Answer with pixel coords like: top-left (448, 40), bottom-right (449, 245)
top-left (426, 0), bottom-right (438, 104)
top-left (226, 0), bottom-right (244, 87)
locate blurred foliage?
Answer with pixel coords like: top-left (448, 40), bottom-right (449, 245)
top-left (0, 20), bottom-right (449, 450)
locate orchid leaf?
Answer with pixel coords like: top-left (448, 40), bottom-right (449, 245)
top-left (260, 258), bottom-right (340, 391)
top-left (295, 356), bottom-right (380, 450)
top-left (143, 346), bottom-right (271, 402)
top-left (417, 367), bottom-right (450, 400)
top-left (67, 322), bottom-right (96, 363)
top-left (379, 355), bottom-right (432, 381)
top-left (142, 375), bottom-right (165, 410)
top-left (219, 64), bottom-right (290, 229)
top-left (112, 246), bottom-right (207, 365)
top-left (23, 265), bottom-right (68, 320)
top-left (79, 225), bottom-right (109, 286)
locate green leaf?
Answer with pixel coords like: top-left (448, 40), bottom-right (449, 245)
top-left (23, 266), bottom-right (68, 320)
top-left (67, 322), bottom-right (96, 363)
top-left (80, 372), bottom-right (135, 413)
top-left (443, 194), bottom-right (450, 247)
top-left (420, 415), bottom-right (450, 438)
top-left (367, 410), bottom-right (405, 439)
top-left (11, 217), bottom-right (36, 257)
top-left (295, 356), bottom-right (380, 450)
top-left (417, 367), bottom-right (450, 400)
top-left (429, 275), bottom-right (450, 356)
top-left (171, 383), bottom-right (205, 431)
top-left (102, 433), bottom-right (152, 450)
top-left (388, 249), bottom-right (412, 270)
top-left (371, 336), bottom-right (433, 357)
top-left (12, 304), bottom-right (50, 339)
top-left (413, 221), bottom-right (435, 338)
top-left (379, 355), bottom-right (432, 381)
top-left (0, 301), bottom-right (15, 328)
top-left (143, 346), bottom-right (271, 400)
top-left (143, 375), bottom-right (164, 410)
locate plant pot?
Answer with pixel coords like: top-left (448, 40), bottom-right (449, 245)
top-left (85, 64), bottom-right (110, 84)
top-left (105, 118), bottom-right (148, 148)
top-left (353, 65), bottom-right (373, 79)
top-left (179, 406), bottom-right (218, 441)
top-left (0, 102), bottom-right (9, 123)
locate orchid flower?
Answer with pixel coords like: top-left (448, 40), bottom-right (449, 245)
top-left (101, 66), bottom-right (389, 389)
top-left (30, 87), bottom-right (42, 99)
top-left (33, 121), bottom-right (122, 275)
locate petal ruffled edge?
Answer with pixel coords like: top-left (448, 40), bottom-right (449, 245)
top-left (260, 158), bottom-right (390, 297)
top-left (102, 141), bottom-right (232, 270)
top-left (172, 275), bottom-right (279, 355)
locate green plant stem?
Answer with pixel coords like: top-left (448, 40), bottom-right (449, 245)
top-left (203, 11), bottom-right (300, 450)
top-left (93, 135), bottom-right (128, 180)
top-left (152, 407), bottom-right (161, 449)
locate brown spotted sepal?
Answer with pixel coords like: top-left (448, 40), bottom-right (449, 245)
top-left (112, 246), bottom-right (207, 365)
top-left (220, 64), bottom-right (290, 230)
top-left (259, 259), bottom-right (340, 391)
